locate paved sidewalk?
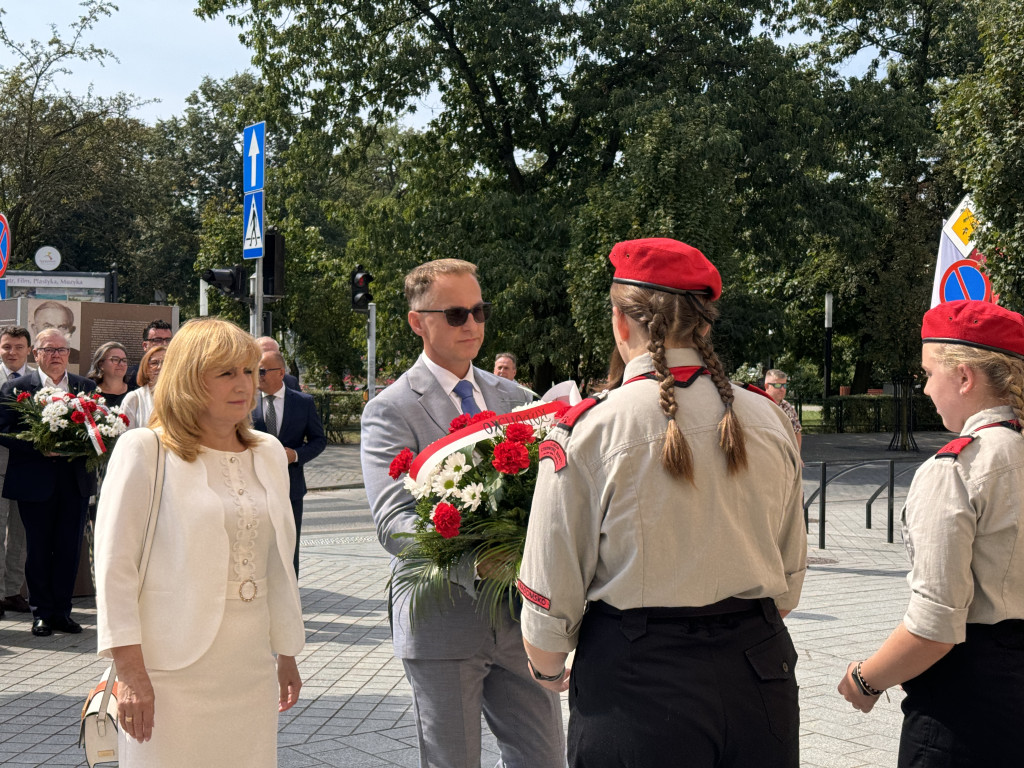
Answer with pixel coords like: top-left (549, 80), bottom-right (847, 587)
top-left (0, 430), bottom-right (954, 767)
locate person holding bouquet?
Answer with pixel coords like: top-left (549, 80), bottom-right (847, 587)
top-left (518, 238), bottom-right (806, 767)
top-left (0, 328), bottom-right (97, 636)
top-left (837, 300), bottom-right (1024, 767)
top-left (360, 258), bottom-right (565, 768)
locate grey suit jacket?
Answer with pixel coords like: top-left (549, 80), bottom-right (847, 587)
top-left (361, 357), bottom-right (531, 659)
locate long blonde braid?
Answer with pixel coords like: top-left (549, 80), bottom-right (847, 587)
top-left (693, 331), bottom-right (748, 473)
top-left (647, 309), bottom-right (694, 481)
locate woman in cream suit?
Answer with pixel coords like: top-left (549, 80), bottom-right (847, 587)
top-left (95, 317), bottom-right (305, 768)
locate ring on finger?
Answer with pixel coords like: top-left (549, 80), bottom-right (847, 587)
top-left (125, 716), bottom-right (134, 722)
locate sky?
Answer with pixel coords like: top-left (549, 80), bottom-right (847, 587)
top-left (0, 1), bottom-right (254, 124)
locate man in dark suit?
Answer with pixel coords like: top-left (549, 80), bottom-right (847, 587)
top-left (0, 329), bottom-right (97, 636)
top-left (360, 259), bottom-right (564, 768)
top-left (251, 350), bottom-right (326, 575)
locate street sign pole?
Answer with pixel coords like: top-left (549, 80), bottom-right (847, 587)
top-left (253, 259), bottom-right (264, 336)
top-left (368, 303), bottom-right (377, 401)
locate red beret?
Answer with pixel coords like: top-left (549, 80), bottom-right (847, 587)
top-left (609, 238), bottom-right (722, 301)
top-left (922, 300), bottom-right (1024, 360)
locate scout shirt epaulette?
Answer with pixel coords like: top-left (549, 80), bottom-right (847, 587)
top-left (936, 419), bottom-right (1022, 460)
top-left (556, 391), bottom-right (610, 431)
top-left (739, 382), bottom-right (775, 402)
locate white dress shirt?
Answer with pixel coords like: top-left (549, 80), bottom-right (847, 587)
top-left (418, 353), bottom-right (484, 414)
top-left (41, 370), bottom-right (70, 391)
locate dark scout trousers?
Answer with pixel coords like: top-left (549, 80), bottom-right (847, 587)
top-left (568, 598), bottom-right (799, 768)
top-left (899, 620), bottom-right (1024, 768)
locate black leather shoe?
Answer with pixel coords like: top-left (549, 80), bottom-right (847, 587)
top-left (2, 594), bottom-right (31, 612)
top-left (50, 616), bottom-right (83, 634)
top-left (31, 618), bottom-right (52, 636)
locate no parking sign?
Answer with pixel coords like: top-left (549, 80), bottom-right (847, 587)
top-left (939, 259), bottom-right (992, 303)
top-left (0, 212), bottom-right (10, 299)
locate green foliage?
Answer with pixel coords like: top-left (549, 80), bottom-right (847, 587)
top-left (940, 0), bottom-right (1024, 308)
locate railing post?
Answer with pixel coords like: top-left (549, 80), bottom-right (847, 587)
top-left (887, 460), bottom-right (896, 543)
top-left (818, 461), bottom-right (827, 550)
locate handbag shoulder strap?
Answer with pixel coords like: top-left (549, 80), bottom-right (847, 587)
top-left (95, 429), bottom-right (165, 720)
top-left (137, 428), bottom-right (165, 594)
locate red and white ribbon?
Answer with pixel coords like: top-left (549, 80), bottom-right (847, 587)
top-left (409, 401), bottom-right (564, 483)
top-left (45, 393), bottom-right (112, 456)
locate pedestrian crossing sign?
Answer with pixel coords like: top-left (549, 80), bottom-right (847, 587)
top-left (243, 190), bottom-right (264, 259)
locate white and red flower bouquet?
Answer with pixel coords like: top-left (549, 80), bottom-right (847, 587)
top-left (9, 387), bottom-right (129, 471)
top-left (388, 383), bottom-right (580, 625)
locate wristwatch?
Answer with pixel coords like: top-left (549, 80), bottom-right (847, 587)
top-left (527, 659), bottom-right (565, 682)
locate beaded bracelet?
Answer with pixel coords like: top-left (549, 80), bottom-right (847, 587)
top-left (853, 661), bottom-right (884, 697)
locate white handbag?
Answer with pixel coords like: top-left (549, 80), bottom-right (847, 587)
top-left (79, 430), bottom-right (165, 767)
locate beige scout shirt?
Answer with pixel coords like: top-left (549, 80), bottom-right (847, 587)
top-left (519, 348), bottom-right (807, 654)
top-left (901, 405), bottom-right (1024, 645)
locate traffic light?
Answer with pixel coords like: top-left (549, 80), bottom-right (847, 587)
top-left (263, 228), bottom-right (285, 298)
top-left (202, 265), bottom-right (248, 300)
top-left (351, 265), bottom-right (373, 314)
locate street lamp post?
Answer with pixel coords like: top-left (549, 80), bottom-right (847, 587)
top-left (824, 292), bottom-right (833, 400)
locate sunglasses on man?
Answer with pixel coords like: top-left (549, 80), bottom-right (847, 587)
top-left (416, 302), bottom-right (492, 327)
top-left (765, 382), bottom-right (787, 389)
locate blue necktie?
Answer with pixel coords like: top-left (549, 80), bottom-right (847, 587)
top-left (453, 379), bottom-right (480, 415)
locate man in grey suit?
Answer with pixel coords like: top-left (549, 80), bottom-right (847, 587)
top-left (361, 259), bottom-right (564, 768)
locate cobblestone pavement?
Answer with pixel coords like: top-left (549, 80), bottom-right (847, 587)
top-left (0, 430), bottom-right (955, 766)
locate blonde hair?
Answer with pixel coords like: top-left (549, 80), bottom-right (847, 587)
top-left (929, 343), bottom-right (1024, 425)
top-left (135, 344), bottom-right (166, 388)
top-left (404, 258), bottom-right (477, 308)
top-left (151, 317), bottom-right (261, 461)
top-left (610, 283), bottom-right (747, 482)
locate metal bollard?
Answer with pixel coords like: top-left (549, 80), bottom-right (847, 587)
top-left (818, 462), bottom-right (827, 550)
top-left (887, 460), bottom-right (895, 543)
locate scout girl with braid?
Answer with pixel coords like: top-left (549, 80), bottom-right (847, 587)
top-left (839, 300), bottom-right (1024, 768)
top-left (517, 238), bottom-right (807, 768)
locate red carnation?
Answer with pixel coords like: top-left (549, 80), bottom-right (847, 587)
top-left (470, 410), bottom-right (497, 425)
top-left (492, 440), bottom-right (531, 474)
top-left (119, 414), bottom-right (130, 426)
top-left (16, 391), bottom-right (30, 402)
top-left (432, 502), bottom-right (462, 539)
top-left (389, 447), bottom-right (415, 480)
top-left (504, 423), bottom-right (535, 444)
top-left (70, 411), bottom-right (87, 424)
top-left (448, 414), bottom-right (473, 433)
top-left (81, 399), bottom-right (99, 413)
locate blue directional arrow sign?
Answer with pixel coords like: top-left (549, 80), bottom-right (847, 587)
top-left (243, 122), bottom-right (266, 194)
top-left (243, 190), bottom-right (264, 259)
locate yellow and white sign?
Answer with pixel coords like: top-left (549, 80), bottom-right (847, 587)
top-left (941, 195), bottom-right (978, 257)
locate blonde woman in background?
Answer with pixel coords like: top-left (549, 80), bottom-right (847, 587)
top-left (120, 345), bottom-right (166, 429)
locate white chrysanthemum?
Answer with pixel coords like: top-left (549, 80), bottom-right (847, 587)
top-left (457, 482), bottom-right (484, 512)
top-left (403, 474), bottom-right (431, 500)
top-left (442, 452), bottom-right (469, 477)
top-left (431, 469), bottom-right (462, 498)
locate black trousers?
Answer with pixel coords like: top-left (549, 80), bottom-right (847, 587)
top-left (568, 599), bottom-right (799, 768)
top-left (18, 483), bottom-right (89, 621)
top-left (899, 620), bottom-right (1024, 768)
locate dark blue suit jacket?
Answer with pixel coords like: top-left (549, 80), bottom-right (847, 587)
top-left (251, 387), bottom-right (327, 500)
top-left (0, 371), bottom-right (98, 500)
